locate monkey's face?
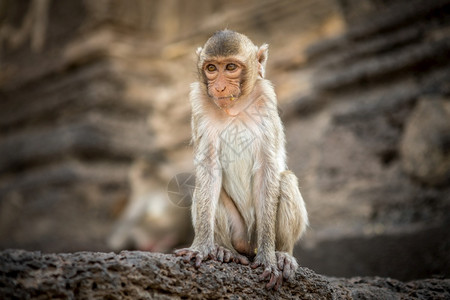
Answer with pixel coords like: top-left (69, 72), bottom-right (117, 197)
top-left (203, 59), bottom-right (243, 110)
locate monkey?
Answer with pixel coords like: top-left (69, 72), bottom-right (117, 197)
top-left (175, 30), bottom-right (308, 290)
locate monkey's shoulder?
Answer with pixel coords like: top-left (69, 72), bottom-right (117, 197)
top-left (255, 78), bottom-right (276, 99)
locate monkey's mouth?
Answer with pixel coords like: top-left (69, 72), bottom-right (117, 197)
top-left (215, 95), bottom-right (239, 109)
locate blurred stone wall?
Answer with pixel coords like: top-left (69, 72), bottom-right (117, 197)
top-left (288, 0), bottom-right (450, 280)
top-left (0, 0), bottom-right (342, 251)
top-left (1, 0), bottom-right (449, 281)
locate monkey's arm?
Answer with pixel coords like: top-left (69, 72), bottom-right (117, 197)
top-left (174, 125), bottom-right (222, 267)
top-left (251, 150), bottom-right (282, 289)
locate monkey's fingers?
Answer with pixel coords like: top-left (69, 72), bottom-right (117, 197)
top-left (265, 269), bottom-right (282, 290)
top-left (250, 261), bottom-right (261, 269)
top-left (183, 252), bottom-right (196, 263)
top-left (174, 248), bottom-right (193, 256)
top-left (174, 248), bottom-right (202, 265)
top-left (194, 254), bottom-right (204, 268)
top-left (217, 247), bottom-right (225, 262)
top-left (259, 266), bottom-right (272, 280)
top-left (274, 274), bottom-right (283, 291)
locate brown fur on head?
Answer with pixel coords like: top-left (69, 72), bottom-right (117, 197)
top-left (196, 30), bottom-right (268, 110)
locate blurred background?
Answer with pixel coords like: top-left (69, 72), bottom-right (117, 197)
top-left (1, 0), bottom-right (449, 282)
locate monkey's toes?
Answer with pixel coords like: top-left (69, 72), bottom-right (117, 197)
top-left (214, 246), bottom-right (249, 265)
top-left (275, 251), bottom-right (298, 280)
top-left (223, 249), bottom-right (232, 262)
top-left (260, 264), bottom-right (283, 290)
top-left (216, 246), bottom-right (226, 262)
top-left (233, 253), bottom-right (250, 265)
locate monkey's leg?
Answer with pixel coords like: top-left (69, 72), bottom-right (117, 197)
top-left (275, 170), bottom-right (308, 280)
top-left (214, 189), bottom-right (251, 265)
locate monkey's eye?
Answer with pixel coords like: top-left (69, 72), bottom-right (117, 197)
top-left (226, 63), bottom-right (237, 71)
top-left (206, 64), bottom-right (217, 72)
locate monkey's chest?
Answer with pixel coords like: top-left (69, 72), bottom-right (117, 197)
top-left (219, 124), bottom-right (259, 206)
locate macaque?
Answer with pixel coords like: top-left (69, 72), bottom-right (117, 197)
top-left (175, 30), bottom-right (308, 290)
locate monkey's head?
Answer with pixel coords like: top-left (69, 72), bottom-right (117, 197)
top-left (196, 30), bottom-right (268, 110)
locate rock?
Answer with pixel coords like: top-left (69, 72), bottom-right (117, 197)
top-left (400, 98), bottom-right (450, 186)
top-left (1, 249), bottom-right (449, 299)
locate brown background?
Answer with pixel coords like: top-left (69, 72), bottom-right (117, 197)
top-left (0, 0), bottom-right (449, 281)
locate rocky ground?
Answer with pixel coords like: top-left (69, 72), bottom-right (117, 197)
top-left (1, 249), bottom-right (449, 299)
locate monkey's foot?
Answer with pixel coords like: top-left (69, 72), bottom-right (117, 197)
top-left (276, 251), bottom-right (298, 281)
top-left (251, 255), bottom-right (283, 290)
top-left (215, 245), bottom-right (249, 265)
top-left (174, 246), bottom-right (215, 268)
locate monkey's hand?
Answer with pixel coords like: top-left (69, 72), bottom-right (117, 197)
top-left (174, 244), bottom-right (216, 268)
top-left (275, 251), bottom-right (298, 281)
top-left (251, 253), bottom-right (283, 290)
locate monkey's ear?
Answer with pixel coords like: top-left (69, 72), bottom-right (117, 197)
top-left (196, 47), bottom-right (203, 57)
top-left (257, 44), bottom-right (269, 78)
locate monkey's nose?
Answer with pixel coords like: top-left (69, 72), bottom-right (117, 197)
top-left (215, 86), bottom-right (226, 92)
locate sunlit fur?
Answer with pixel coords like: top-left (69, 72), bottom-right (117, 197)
top-left (175, 30), bottom-right (308, 290)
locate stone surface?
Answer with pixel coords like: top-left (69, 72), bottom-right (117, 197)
top-left (1, 249), bottom-right (449, 300)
